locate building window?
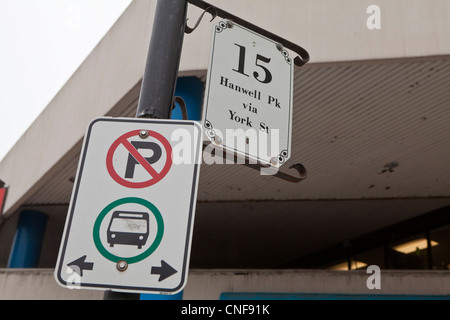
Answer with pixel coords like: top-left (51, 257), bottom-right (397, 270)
top-left (430, 225), bottom-right (450, 270)
top-left (325, 224), bottom-right (450, 271)
top-left (386, 234), bottom-right (431, 270)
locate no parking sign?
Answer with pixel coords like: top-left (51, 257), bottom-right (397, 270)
top-left (55, 117), bottom-right (202, 294)
top-left (106, 129), bottom-right (173, 188)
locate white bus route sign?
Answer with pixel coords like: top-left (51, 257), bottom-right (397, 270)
top-left (202, 20), bottom-right (294, 167)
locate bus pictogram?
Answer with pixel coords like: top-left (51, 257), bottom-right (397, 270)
top-left (107, 211), bottom-right (150, 250)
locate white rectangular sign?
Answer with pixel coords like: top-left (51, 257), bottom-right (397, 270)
top-left (202, 20), bottom-right (294, 167)
top-left (55, 118), bottom-right (202, 294)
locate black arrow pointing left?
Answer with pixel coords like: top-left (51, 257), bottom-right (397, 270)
top-left (67, 255), bottom-right (94, 277)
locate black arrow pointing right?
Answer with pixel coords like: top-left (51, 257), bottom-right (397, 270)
top-left (67, 255), bottom-right (94, 277)
top-left (151, 260), bottom-right (177, 282)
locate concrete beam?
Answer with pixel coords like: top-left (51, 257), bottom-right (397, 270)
top-left (0, 268), bottom-right (449, 299)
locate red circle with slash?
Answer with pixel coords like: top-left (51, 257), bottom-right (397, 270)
top-left (106, 130), bottom-right (172, 188)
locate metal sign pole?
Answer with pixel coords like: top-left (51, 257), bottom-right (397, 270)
top-left (103, 0), bottom-right (188, 300)
top-left (136, 0), bottom-right (188, 120)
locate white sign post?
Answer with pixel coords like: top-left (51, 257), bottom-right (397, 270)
top-left (55, 118), bottom-right (202, 294)
top-left (202, 20), bottom-right (294, 167)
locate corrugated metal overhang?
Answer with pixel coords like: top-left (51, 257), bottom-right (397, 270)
top-left (21, 56), bottom-right (450, 205)
top-left (197, 56), bottom-right (450, 201)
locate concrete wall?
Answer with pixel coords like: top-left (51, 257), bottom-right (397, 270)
top-left (0, 268), bottom-right (448, 300)
top-left (185, 269), bottom-right (450, 299)
top-left (202, 0), bottom-right (450, 63)
top-left (0, 269), bottom-right (102, 300)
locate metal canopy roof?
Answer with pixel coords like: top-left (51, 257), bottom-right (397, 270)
top-left (23, 56), bottom-right (450, 205)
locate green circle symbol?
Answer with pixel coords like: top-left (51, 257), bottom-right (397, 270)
top-left (93, 197), bottom-right (164, 264)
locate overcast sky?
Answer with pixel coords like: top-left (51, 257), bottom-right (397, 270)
top-left (0, 0), bottom-right (132, 161)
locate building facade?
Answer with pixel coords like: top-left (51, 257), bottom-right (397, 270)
top-left (0, 0), bottom-right (449, 299)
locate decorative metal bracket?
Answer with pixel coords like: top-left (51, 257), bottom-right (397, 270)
top-left (185, 6), bottom-right (217, 34)
top-left (187, 0), bottom-right (310, 67)
top-left (245, 162), bottom-right (307, 183)
top-left (277, 163), bottom-right (308, 183)
top-left (172, 96), bottom-right (189, 120)
top-left (202, 143), bottom-right (307, 183)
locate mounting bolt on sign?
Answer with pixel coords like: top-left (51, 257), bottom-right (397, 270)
top-left (139, 130), bottom-right (149, 139)
top-left (117, 260), bottom-right (128, 272)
